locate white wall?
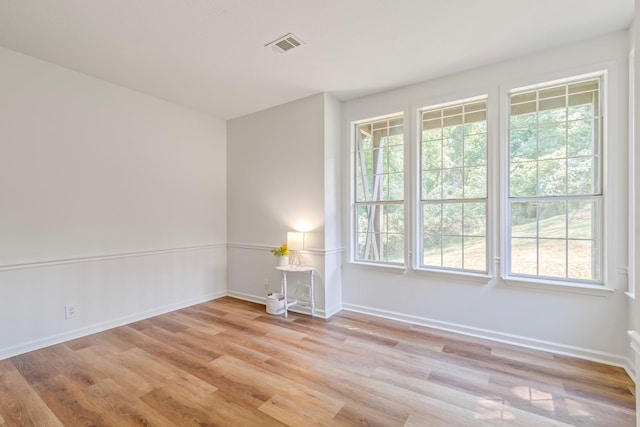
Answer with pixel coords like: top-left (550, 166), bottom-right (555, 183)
top-left (341, 31), bottom-right (631, 367)
top-left (227, 93), bottom-right (342, 316)
top-left (0, 47), bottom-right (227, 358)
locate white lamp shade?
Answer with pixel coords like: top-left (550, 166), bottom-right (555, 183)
top-left (287, 231), bottom-right (304, 251)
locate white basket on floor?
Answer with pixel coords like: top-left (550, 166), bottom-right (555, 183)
top-left (265, 293), bottom-right (285, 315)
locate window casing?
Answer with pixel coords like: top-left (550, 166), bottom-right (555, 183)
top-left (419, 98), bottom-right (488, 273)
top-left (352, 115), bottom-right (404, 265)
top-left (348, 74), bottom-right (606, 288)
top-left (507, 76), bottom-right (603, 284)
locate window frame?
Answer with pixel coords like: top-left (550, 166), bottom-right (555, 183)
top-left (349, 112), bottom-right (407, 267)
top-left (345, 68), bottom-right (617, 295)
top-left (416, 96), bottom-right (490, 275)
top-left (501, 71), bottom-right (607, 287)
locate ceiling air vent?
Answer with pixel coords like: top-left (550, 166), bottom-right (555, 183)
top-left (265, 33), bottom-right (304, 54)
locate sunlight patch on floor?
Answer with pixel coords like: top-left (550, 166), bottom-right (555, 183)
top-left (475, 397), bottom-right (517, 420)
top-left (512, 385), bottom-right (555, 412)
top-left (564, 398), bottom-right (595, 417)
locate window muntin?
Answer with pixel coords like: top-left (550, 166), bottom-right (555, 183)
top-left (419, 99), bottom-right (488, 273)
top-left (508, 77), bottom-right (603, 283)
top-left (353, 115), bottom-right (404, 264)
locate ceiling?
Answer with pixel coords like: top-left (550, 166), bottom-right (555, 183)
top-left (0, 0), bottom-right (634, 120)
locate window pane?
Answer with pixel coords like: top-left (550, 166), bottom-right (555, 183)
top-left (568, 100), bottom-right (595, 120)
top-left (442, 203), bottom-right (463, 235)
top-left (511, 201), bottom-right (537, 238)
top-left (538, 100), bottom-right (566, 123)
top-left (443, 137), bottom-right (463, 168)
top-left (442, 236), bottom-right (463, 269)
top-left (356, 204), bottom-right (372, 235)
top-left (442, 168), bottom-right (464, 199)
top-left (567, 119), bottom-right (595, 156)
top-left (568, 239), bottom-right (597, 280)
top-left (354, 116), bottom-right (404, 203)
top-left (463, 203), bottom-right (486, 236)
top-left (508, 76), bottom-right (602, 283)
top-left (511, 238), bottom-right (538, 275)
top-left (354, 203), bottom-right (404, 263)
top-left (510, 111), bottom-right (536, 128)
top-left (538, 122), bottom-right (567, 158)
top-left (511, 91), bottom-right (536, 105)
top-left (383, 233), bottom-right (404, 263)
top-left (538, 201), bottom-right (566, 238)
top-left (386, 172), bottom-right (404, 201)
top-left (464, 133), bottom-right (487, 166)
top-left (423, 204), bottom-right (442, 237)
top-left (537, 159), bottom-right (566, 195)
top-left (384, 144), bottom-right (404, 175)
top-left (568, 199), bottom-right (600, 239)
top-left (567, 157), bottom-right (595, 195)
top-left (464, 166), bottom-right (486, 199)
top-left (511, 127), bottom-right (537, 162)
top-left (539, 239), bottom-right (567, 278)
top-left (464, 120), bottom-right (486, 136)
top-left (510, 161), bottom-right (537, 197)
top-left (464, 236), bottom-right (486, 271)
top-left (422, 140), bottom-right (441, 170)
top-left (539, 85), bottom-right (566, 100)
top-left (353, 114), bottom-right (405, 265)
top-left (422, 203), bottom-right (442, 267)
top-left (385, 203), bottom-right (405, 234)
top-left (355, 172), bottom-right (372, 202)
top-left (422, 170), bottom-right (442, 200)
top-left (423, 244), bottom-right (442, 266)
top-left (419, 98), bottom-right (487, 273)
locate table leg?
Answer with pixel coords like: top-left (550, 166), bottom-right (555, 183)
top-left (282, 271), bottom-right (288, 318)
top-left (310, 270), bottom-right (315, 317)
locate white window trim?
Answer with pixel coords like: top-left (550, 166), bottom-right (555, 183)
top-left (414, 95), bottom-right (491, 275)
top-left (499, 70), bottom-right (609, 290)
top-left (349, 111), bottom-right (408, 268)
top-left (627, 48), bottom-right (636, 299)
top-left (345, 64), bottom-right (621, 297)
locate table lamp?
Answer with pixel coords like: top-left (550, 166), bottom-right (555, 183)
top-left (287, 231), bottom-right (304, 267)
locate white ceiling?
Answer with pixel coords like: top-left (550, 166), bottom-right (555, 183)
top-left (0, 0), bottom-right (634, 120)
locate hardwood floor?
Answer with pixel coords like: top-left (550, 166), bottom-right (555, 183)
top-left (0, 297), bottom-right (635, 426)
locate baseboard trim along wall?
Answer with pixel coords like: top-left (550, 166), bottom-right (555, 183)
top-left (227, 290), bottom-right (338, 319)
top-left (0, 243), bottom-right (226, 272)
top-left (0, 291), bottom-right (227, 360)
top-left (342, 302), bottom-right (633, 375)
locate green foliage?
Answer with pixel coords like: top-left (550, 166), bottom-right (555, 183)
top-left (509, 104), bottom-right (597, 197)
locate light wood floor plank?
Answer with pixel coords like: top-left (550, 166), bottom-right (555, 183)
top-left (0, 297), bottom-right (634, 426)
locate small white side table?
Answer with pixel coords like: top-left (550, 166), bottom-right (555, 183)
top-left (275, 265), bottom-right (315, 317)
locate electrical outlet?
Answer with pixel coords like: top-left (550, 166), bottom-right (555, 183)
top-left (65, 304), bottom-right (77, 319)
top-left (263, 279), bottom-right (269, 290)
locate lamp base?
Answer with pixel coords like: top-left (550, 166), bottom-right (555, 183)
top-left (289, 250), bottom-right (304, 267)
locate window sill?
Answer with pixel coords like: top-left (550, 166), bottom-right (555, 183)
top-left (413, 267), bottom-right (492, 284)
top-left (348, 261), bottom-right (407, 273)
top-left (501, 276), bottom-right (615, 297)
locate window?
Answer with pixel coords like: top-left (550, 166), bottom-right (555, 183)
top-left (352, 115), bottom-right (404, 264)
top-left (507, 76), bottom-right (603, 283)
top-left (419, 98), bottom-right (488, 273)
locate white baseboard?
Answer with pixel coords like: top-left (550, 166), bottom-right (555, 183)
top-left (0, 291), bottom-right (226, 360)
top-left (324, 303), bottom-right (343, 318)
top-left (343, 302), bottom-right (633, 371)
top-left (227, 290), bottom-right (267, 305)
top-left (227, 291), bottom-right (337, 319)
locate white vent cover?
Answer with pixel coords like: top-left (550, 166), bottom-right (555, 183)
top-left (265, 33), bottom-right (304, 54)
